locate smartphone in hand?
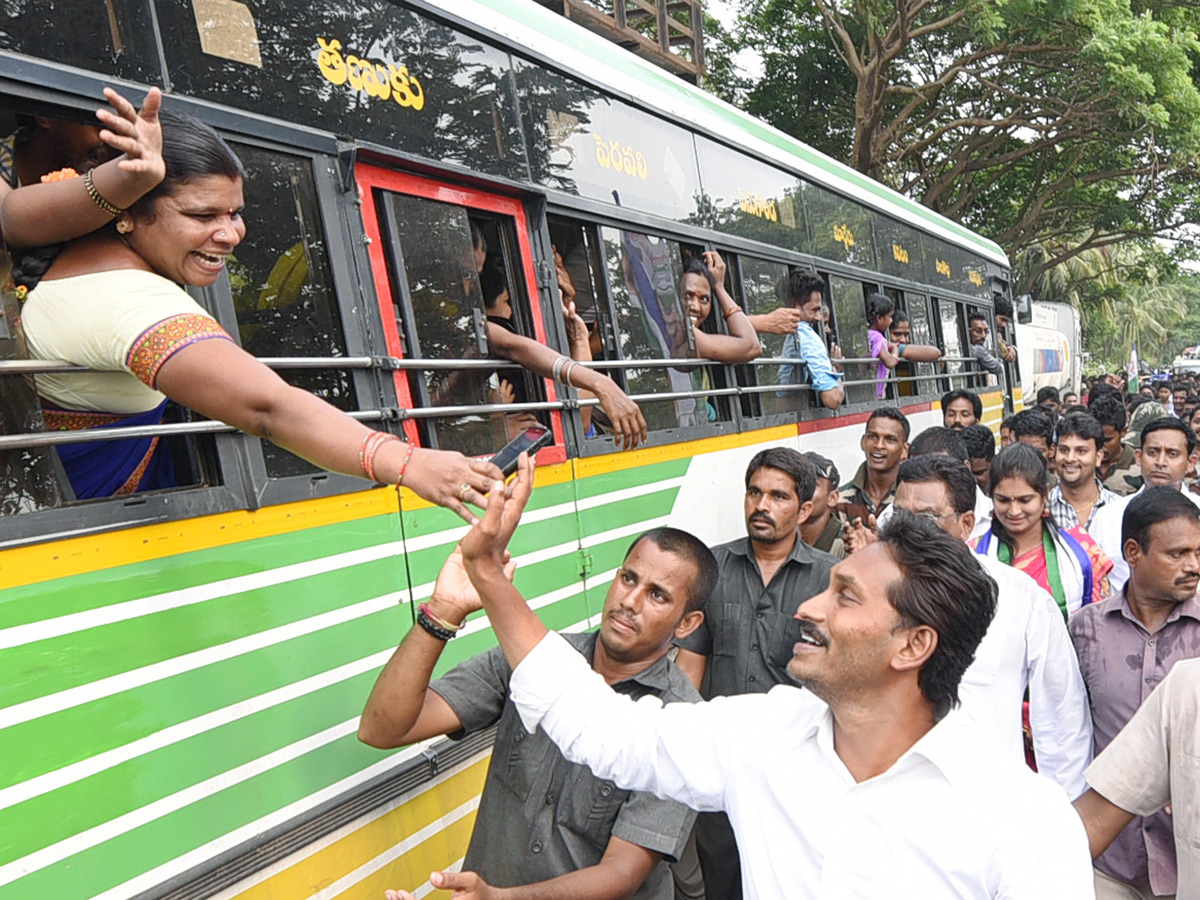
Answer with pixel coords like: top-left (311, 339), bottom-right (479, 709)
top-left (491, 424), bottom-right (553, 477)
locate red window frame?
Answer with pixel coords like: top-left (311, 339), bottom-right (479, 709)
top-left (357, 165), bottom-right (566, 466)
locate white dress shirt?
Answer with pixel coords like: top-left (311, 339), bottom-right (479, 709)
top-left (962, 555), bottom-right (1093, 797)
top-left (510, 632), bottom-right (1094, 899)
top-left (1088, 485), bottom-right (1200, 590)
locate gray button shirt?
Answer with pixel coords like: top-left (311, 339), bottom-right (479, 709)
top-left (677, 535), bottom-right (837, 698)
top-left (1069, 587), bottom-right (1200, 893)
top-left (430, 631), bottom-right (699, 897)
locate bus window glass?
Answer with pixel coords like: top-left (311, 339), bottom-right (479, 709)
top-left (515, 59), bottom-right (701, 222)
top-left (0, 0), bottom-right (160, 82)
top-left (601, 227), bottom-right (722, 431)
top-left (695, 136), bottom-right (805, 251)
top-left (829, 275), bottom-right (872, 404)
top-left (227, 146), bottom-right (356, 479)
top-left (937, 298), bottom-right (966, 389)
top-left (803, 183), bottom-right (876, 270)
top-left (739, 256), bottom-right (795, 411)
top-left (901, 291), bottom-right (936, 395)
top-left (382, 192), bottom-right (540, 457)
top-left (548, 217), bottom-right (608, 361)
top-left (156, 1), bottom-right (528, 181)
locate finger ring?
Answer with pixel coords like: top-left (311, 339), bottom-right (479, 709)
top-left (458, 482), bottom-right (471, 500)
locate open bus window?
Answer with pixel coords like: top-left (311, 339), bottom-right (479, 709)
top-left (227, 144), bottom-right (355, 479)
top-left (548, 216), bottom-right (608, 362)
top-left (380, 192), bottom-right (542, 457)
top-left (739, 256), bottom-right (796, 415)
top-left (829, 275), bottom-right (872, 405)
top-left (600, 226), bottom-right (731, 432)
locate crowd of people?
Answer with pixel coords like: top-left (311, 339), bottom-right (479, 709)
top-left (364, 376), bottom-right (1199, 900)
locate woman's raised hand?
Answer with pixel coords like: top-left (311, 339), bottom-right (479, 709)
top-left (96, 86), bottom-right (165, 186)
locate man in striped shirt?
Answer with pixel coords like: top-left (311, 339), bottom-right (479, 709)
top-left (1049, 412), bottom-right (1119, 531)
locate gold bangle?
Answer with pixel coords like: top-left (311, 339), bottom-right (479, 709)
top-left (84, 169), bottom-right (124, 218)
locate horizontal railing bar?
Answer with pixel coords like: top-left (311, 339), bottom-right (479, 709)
top-left (0, 354), bottom-right (983, 376)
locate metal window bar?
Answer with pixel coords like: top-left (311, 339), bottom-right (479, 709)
top-left (0, 355), bottom-right (986, 450)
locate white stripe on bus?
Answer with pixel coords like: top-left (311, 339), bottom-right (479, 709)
top-left (0, 478), bottom-right (682, 652)
top-left (0, 719), bottom-right (359, 887)
top-left (96, 749), bottom-right (491, 900)
top-left (0, 575), bottom-right (600, 813)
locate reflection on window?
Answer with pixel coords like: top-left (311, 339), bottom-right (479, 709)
top-left (227, 145), bottom-right (355, 479)
top-left (0, 0), bottom-right (160, 82)
top-left (602, 227), bottom-right (723, 431)
top-left (938, 299), bottom-right (966, 389)
top-left (830, 276), bottom-right (871, 405)
top-left (902, 292), bottom-right (937, 396)
top-left (383, 193), bottom-right (539, 457)
top-left (739, 256), bottom-right (797, 414)
top-left (549, 216), bottom-right (607, 360)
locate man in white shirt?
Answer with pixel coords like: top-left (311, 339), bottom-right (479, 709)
top-left (457, 455), bottom-right (1095, 899)
top-left (892, 454), bottom-right (1093, 797)
top-left (1088, 417), bottom-right (1200, 590)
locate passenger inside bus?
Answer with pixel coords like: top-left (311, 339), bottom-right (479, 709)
top-left (12, 95), bottom-right (503, 519)
top-left (678, 251), bottom-right (760, 365)
top-left (777, 268), bottom-right (844, 410)
top-left (471, 218), bottom-right (647, 448)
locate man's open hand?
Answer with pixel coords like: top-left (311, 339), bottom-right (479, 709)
top-left (461, 452), bottom-right (535, 578)
top-left (386, 870), bottom-right (499, 900)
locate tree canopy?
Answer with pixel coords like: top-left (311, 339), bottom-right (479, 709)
top-left (705, 0), bottom-right (1200, 292)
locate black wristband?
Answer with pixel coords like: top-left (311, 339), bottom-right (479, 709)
top-left (417, 606), bottom-right (457, 641)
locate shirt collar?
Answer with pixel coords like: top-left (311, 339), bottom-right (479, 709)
top-left (1106, 585), bottom-right (1200, 628)
top-left (575, 630), bottom-right (677, 694)
top-left (731, 534), bottom-right (820, 565)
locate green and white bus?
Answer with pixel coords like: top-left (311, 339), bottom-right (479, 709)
top-left (0, 2), bottom-right (1019, 898)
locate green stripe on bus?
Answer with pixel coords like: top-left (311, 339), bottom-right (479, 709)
top-left (0, 514), bottom-right (402, 629)
top-left (0, 556), bottom-right (406, 707)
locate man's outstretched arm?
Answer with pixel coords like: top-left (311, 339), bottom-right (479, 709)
top-left (459, 457), bottom-right (784, 812)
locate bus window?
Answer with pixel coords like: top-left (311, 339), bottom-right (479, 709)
top-left (829, 275), bottom-right (871, 405)
top-left (381, 191), bottom-right (542, 456)
top-left (737, 255), bottom-right (794, 415)
top-left (936, 298), bottom-right (967, 390)
top-left (900, 292), bottom-right (937, 396)
top-left (600, 226), bottom-right (725, 432)
top-left (228, 145), bottom-right (356, 479)
top-left (548, 216), bottom-right (608, 362)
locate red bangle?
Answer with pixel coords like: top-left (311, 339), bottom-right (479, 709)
top-left (359, 431), bottom-right (400, 484)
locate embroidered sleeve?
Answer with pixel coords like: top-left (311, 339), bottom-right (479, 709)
top-left (126, 313), bottom-right (232, 389)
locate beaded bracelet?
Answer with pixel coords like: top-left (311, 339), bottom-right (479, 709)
top-left (396, 442), bottom-right (416, 487)
top-left (416, 604), bottom-right (459, 641)
top-left (84, 169), bottom-right (124, 218)
top-left (421, 601), bottom-right (465, 632)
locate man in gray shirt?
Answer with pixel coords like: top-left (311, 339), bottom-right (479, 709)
top-left (361, 528), bottom-right (715, 899)
top-left (968, 311), bottom-right (1004, 378)
top-left (674, 447), bottom-right (836, 899)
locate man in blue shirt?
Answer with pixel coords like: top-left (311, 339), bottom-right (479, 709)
top-left (778, 269), bottom-right (844, 410)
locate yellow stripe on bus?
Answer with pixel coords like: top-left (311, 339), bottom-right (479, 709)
top-left (573, 425), bottom-right (798, 479)
top-left (0, 489), bottom-right (400, 590)
top-left (227, 755), bottom-right (489, 900)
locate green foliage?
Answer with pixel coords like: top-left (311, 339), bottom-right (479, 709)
top-left (705, 0), bottom-right (1200, 291)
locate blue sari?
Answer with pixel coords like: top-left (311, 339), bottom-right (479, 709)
top-left (43, 400), bottom-right (177, 499)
